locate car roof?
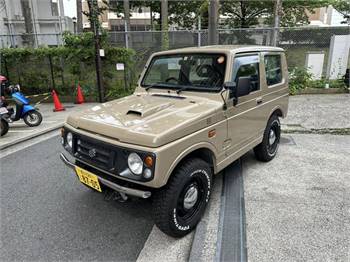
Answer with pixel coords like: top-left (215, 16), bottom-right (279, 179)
top-left (154, 45), bottom-right (284, 56)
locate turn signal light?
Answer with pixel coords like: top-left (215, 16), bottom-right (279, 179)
top-left (144, 156), bottom-right (154, 167)
top-left (60, 127), bottom-right (65, 137)
top-left (208, 129), bottom-right (216, 138)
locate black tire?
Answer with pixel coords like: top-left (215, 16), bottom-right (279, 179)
top-left (153, 158), bottom-right (212, 238)
top-left (254, 114), bottom-right (281, 162)
top-left (1, 119), bottom-right (9, 136)
top-left (23, 110), bottom-right (42, 127)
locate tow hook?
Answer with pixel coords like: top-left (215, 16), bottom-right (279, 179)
top-left (104, 190), bottom-right (129, 202)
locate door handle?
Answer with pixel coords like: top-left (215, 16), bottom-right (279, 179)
top-left (256, 97), bottom-right (263, 105)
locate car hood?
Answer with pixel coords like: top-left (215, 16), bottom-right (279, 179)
top-left (66, 93), bottom-right (223, 147)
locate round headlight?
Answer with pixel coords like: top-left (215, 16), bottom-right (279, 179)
top-left (128, 153), bottom-right (143, 175)
top-left (66, 132), bottom-right (73, 148)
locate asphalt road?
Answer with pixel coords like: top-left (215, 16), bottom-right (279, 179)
top-left (0, 136), bottom-right (154, 261)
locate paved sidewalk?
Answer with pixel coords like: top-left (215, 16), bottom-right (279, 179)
top-left (281, 94), bottom-right (350, 132)
top-left (243, 134), bottom-right (350, 262)
top-left (0, 103), bottom-right (97, 149)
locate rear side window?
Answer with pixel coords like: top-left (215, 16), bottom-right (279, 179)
top-left (264, 55), bottom-right (282, 86)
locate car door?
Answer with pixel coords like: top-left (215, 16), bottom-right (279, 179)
top-left (225, 52), bottom-right (267, 158)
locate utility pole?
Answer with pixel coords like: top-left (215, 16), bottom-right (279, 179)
top-left (208, 0), bottom-right (219, 45)
top-left (271, 0), bottom-right (282, 46)
top-left (20, 0), bottom-right (35, 46)
top-left (123, 0), bottom-right (132, 48)
top-left (87, 0), bottom-right (104, 103)
top-left (161, 0), bottom-right (169, 50)
top-left (198, 15), bottom-right (201, 47)
top-left (76, 0), bottom-right (83, 33)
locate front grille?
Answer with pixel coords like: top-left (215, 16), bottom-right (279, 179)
top-left (74, 136), bottom-right (116, 171)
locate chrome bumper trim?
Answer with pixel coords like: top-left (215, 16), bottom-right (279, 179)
top-left (60, 153), bottom-right (152, 199)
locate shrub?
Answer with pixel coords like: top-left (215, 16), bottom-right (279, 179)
top-left (0, 32), bottom-right (136, 100)
top-left (288, 67), bottom-right (313, 95)
top-left (308, 78), bottom-right (347, 89)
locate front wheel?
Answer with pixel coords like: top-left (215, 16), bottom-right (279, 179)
top-left (153, 158), bottom-right (212, 238)
top-left (1, 119), bottom-right (9, 136)
top-left (23, 110), bottom-right (42, 127)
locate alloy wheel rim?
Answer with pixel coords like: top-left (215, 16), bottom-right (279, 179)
top-left (269, 129), bottom-right (276, 145)
top-left (267, 123), bottom-right (280, 155)
top-left (177, 177), bottom-right (205, 221)
top-left (183, 184), bottom-right (199, 210)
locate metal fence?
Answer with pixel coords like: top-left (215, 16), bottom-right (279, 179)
top-left (107, 26), bottom-right (350, 78)
top-left (0, 34), bottom-right (64, 48)
top-left (2, 27), bottom-right (349, 66)
top-left (1, 26), bottom-right (349, 95)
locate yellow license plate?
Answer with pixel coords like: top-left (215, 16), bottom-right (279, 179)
top-left (75, 166), bottom-right (102, 192)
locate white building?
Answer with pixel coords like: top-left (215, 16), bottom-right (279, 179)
top-left (307, 5), bottom-right (347, 26)
top-left (0, 0), bottom-right (74, 47)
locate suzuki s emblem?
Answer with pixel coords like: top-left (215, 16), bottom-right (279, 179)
top-left (88, 148), bottom-right (97, 158)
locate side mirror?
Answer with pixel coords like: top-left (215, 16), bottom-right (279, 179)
top-left (236, 76), bottom-right (251, 97)
top-left (223, 77), bottom-right (251, 106)
top-left (223, 81), bottom-right (236, 96)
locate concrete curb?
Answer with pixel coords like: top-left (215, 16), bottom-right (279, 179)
top-left (0, 122), bottom-right (63, 150)
top-left (295, 87), bottom-right (349, 95)
top-left (281, 125), bottom-right (350, 135)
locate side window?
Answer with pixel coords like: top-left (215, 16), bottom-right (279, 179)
top-left (264, 54), bottom-right (282, 86)
top-left (232, 55), bottom-right (260, 93)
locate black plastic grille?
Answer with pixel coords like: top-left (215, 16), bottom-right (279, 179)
top-left (74, 136), bottom-right (116, 171)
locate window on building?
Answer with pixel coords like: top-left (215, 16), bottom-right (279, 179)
top-left (51, 0), bottom-right (59, 16)
top-left (264, 54), bottom-right (282, 86)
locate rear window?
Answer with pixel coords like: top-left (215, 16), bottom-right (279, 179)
top-left (264, 55), bottom-right (282, 86)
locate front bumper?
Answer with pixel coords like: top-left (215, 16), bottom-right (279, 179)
top-left (60, 153), bottom-right (152, 199)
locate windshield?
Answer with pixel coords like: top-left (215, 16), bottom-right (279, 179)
top-left (141, 53), bottom-right (226, 92)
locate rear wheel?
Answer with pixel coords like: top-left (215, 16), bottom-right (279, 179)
top-left (1, 119), bottom-right (9, 136)
top-left (254, 114), bottom-right (281, 162)
top-left (23, 110), bottom-right (42, 127)
top-left (153, 158), bottom-right (212, 238)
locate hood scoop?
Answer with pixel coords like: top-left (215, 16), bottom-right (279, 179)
top-left (126, 110), bottom-right (142, 116)
top-left (126, 102), bottom-right (173, 118)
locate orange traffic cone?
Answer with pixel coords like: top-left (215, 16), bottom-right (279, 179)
top-left (52, 90), bottom-right (65, 112)
top-left (75, 84), bottom-right (85, 104)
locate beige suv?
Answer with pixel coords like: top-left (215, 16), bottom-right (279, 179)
top-left (60, 45), bottom-right (289, 237)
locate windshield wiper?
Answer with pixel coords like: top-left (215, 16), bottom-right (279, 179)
top-left (176, 86), bottom-right (189, 94)
top-left (145, 83), bottom-right (164, 91)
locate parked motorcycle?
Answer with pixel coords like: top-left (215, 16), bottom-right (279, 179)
top-left (8, 84), bottom-right (43, 127)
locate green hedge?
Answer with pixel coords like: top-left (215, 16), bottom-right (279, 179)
top-left (0, 32), bottom-right (136, 100)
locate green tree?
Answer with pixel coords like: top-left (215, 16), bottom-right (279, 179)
top-left (108, 0), bottom-right (208, 30)
top-left (220, 0), bottom-right (333, 28)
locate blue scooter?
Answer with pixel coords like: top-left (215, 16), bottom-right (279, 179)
top-left (8, 84), bottom-right (43, 127)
